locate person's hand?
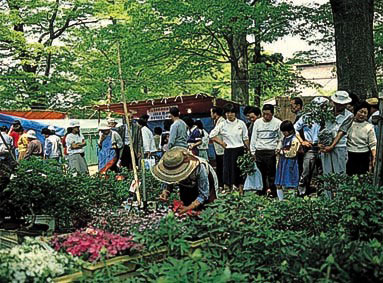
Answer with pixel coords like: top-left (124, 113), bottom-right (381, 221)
top-left (252, 154), bottom-right (257, 161)
top-left (301, 141), bottom-right (312, 148)
top-left (222, 142), bottom-right (227, 149)
top-left (322, 145), bottom-right (334, 153)
top-left (275, 148), bottom-right (281, 155)
top-left (159, 190), bottom-right (170, 202)
top-left (178, 205), bottom-right (190, 215)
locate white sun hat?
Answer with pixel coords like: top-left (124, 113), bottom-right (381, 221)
top-left (331, 91), bottom-right (352, 104)
top-left (69, 120), bottom-right (80, 127)
top-left (26, 130), bottom-right (37, 139)
top-left (98, 121), bottom-right (111, 131)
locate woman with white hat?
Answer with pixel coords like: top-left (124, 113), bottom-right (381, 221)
top-left (152, 147), bottom-right (217, 214)
top-left (24, 130), bottom-right (43, 159)
top-left (98, 121), bottom-right (123, 174)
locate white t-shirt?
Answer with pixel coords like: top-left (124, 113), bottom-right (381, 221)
top-left (141, 126), bottom-right (156, 153)
top-left (250, 117), bottom-right (282, 153)
top-left (209, 118), bottom-right (248, 149)
top-left (66, 133), bottom-right (85, 155)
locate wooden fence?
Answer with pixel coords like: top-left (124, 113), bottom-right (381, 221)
top-left (275, 96), bottom-right (318, 122)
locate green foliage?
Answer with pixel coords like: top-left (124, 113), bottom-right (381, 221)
top-left (128, 174), bottom-right (383, 282)
top-left (2, 158), bottom-right (131, 229)
top-left (237, 153), bottom-right (256, 177)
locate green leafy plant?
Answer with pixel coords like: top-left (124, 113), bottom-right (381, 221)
top-left (237, 153), bottom-right (256, 176)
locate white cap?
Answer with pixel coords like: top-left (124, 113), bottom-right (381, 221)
top-left (312, 97), bottom-right (329, 105)
top-left (69, 120), bottom-right (80, 127)
top-left (26, 130), bottom-right (37, 139)
top-left (98, 122), bottom-right (111, 131)
top-left (331, 91), bottom-right (352, 104)
top-left (48, 125), bottom-right (55, 131)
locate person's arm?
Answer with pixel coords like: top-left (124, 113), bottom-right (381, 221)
top-left (44, 139), bottom-right (52, 159)
top-left (179, 165), bottom-right (209, 214)
top-left (209, 121), bottom-right (225, 147)
top-left (250, 122), bottom-right (257, 154)
top-left (167, 123), bottom-right (177, 149)
top-left (114, 132), bottom-right (123, 149)
top-left (241, 121), bottom-right (249, 150)
top-left (369, 126), bottom-right (377, 168)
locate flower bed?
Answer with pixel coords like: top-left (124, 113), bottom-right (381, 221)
top-left (0, 238), bottom-right (81, 282)
top-left (51, 228), bottom-right (139, 262)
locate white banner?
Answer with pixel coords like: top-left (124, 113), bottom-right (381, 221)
top-left (147, 105), bottom-right (178, 121)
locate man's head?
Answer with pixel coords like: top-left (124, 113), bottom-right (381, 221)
top-left (26, 130), bottom-right (37, 141)
top-left (262, 104), bottom-right (274, 122)
top-left (41, 128), bottom-right (51, 138)
top-left (331, 91), bottom-right (352, 113)
top-left (223, 103), bottom-right (238, 122)
top-left (69, 120), bottom-right (80, 134)
top-left (290, 97), bottom-right (303, 114)
top-left (210, 107), bottom-right (223, 120)
top-left (152, 147), bottom-right (200, 184)
top-left (243, 106), bottom-right (261, 123)
top-left (98, 122), bottom-right (111, 135)
top-left (183, 117), bottom-right (194, 129)
top-left (0, 126), bottom-right (8, 133)
top-left (346, 92), bottom-right (360, 113)
top-left (140, 114), bottom-right (150, 123)
top-left (366, 97), bottom-right (379, 114)
top-left (107, 117), bottom-right (118, 128)
top-left (169, 107), bottom-right (180, 121)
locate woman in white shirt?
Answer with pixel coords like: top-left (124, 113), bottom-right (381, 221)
top-left (210, 103), bottom-right (249, 193)
top-left (346, 101), bottom-right (377, 175)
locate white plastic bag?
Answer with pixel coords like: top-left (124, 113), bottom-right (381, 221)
top-left (244, 163), bottom-right (263, 191)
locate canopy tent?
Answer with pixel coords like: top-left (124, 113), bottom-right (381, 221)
top-left (93, 94), bottom-right (244, 120)
top-left (0, 113), bottom-right (65, 145)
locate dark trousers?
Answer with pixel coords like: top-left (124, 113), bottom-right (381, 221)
top-left (215, 154), bottom-right (224, 188)
top-left (255, 150), bottom-right (277, 195)
top-left (120, 145), bottom-right (138, 170)
top-left (298, 149), bottom-right (319, 194)
top-left (347, 151), bottom-right (370, 175)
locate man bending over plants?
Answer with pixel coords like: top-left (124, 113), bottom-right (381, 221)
top-left (151, 148), bottom-right (217, 214)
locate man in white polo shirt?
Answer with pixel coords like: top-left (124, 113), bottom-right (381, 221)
top-left (66, 120), bottom-right (88, 174)
top-left (250, 104), bottom-right (282, 196)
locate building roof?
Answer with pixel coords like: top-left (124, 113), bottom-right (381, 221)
top-left (0, 110), bottom-right (67, 119)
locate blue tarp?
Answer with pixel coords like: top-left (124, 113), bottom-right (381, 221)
top-left (0, 113), bottom-right (65, 145)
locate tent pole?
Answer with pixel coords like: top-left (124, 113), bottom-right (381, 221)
top-left (117, 42), bottom-right (141, 205)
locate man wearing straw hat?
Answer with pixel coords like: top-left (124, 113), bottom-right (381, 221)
top-left (66, 120), bottom-right (88, 174)
top-left (152, 147), bottom-right (217, 214)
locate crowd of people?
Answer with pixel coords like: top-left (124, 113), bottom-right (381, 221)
top-left (0, 90), bottom-right (380, 211)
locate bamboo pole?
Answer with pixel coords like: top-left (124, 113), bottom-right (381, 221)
top-left (116, 42), bottom-right (141, 205)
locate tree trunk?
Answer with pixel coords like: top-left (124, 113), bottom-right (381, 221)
top-left (330, 0), bottom-right (377, 99)
top-left (228, 33), bottom-right (249, 105)
top-left (253, 37), bottom-right (262, 107)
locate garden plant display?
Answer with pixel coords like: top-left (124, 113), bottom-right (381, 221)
top-left (51, 228), bottom-right (138, 262)
top-left (128, 174), bottom-right (383, 282)
top-left (0, 238), bottom-right (81, 282)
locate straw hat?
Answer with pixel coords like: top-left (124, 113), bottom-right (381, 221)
top-left (26, 130), bottom-right (37, 139)
top-left (107, 117), bottom-right (117, 124)
top-left (98, 121), bottom-right (111, 131)
top-left (331, 91), bottom-right (352, 104)
top-left (151, 148), bottom-right (200, 184)
top-left (366, 97), bottom-right (379, 106)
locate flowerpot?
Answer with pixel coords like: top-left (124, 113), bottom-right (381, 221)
top-left (53, 271), bottom-right (83, 283)
top-left (34, 215), bottom-right (56, 234)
